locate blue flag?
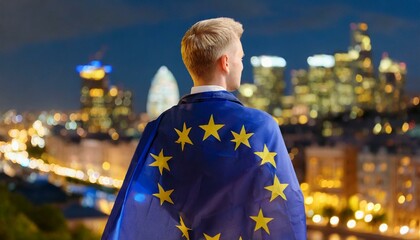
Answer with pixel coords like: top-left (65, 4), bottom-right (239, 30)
top-left (102, 91), bottom-right (306, 240)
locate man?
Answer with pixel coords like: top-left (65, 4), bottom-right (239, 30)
top-left (102, 17), bottom-right (306, 240)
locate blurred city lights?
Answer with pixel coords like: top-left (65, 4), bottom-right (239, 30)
top-left (330, 216), bottom-right (339, 226)
top-left (399, 225), bottom-right (409, 235)
top-left (379, 223), bottom-right (388, 233)
top-left (347, 220), bottom-right (356, 229)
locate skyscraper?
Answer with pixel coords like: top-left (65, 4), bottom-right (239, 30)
top-left (109, 86), bottom-right (133, 134)
top-left (249, 55), bottom-right (287, 117)
top-left (291, 69), bottom-right (313, 119)
top-left (349, 23), bottom-right (376, 111)
top-left (377, 53), bottom-right (407, 114)
top-left (77, 60), bottom-right (113, 133)
top-left (77, 60), bottom-right (133, 135)
top-left (334, 52), bottom-right (356, 114)
top-left (146, 66), bottom-right (179, 120)
top-left (307, 54), bottom-right (336, 118)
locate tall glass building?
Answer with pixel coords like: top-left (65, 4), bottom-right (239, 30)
top-left (77, 60), bottom-right (113, 133)
top-left (146, 66), bottom-right (179, 120)
top-left (349, 23), bottom-right (376, 111)
top-left (77, 60), bottom-right (133, 135)
top-left (307, 54), bottom-right (335, 118)
top-left (249, 55), bottom-right (287, 117)
top-left (377, 53), bottom-right (407, 113)
top-left (334, 52), bottom-right (356, 114)
top-left (291, 69), bottom-right (313, 119)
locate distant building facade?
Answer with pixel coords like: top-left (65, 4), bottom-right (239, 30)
top-left (78, 61), bottom-right (113, 133)
top-left (334, 52), bottom-right (356, 114)
top-left (306, 54), bottom-right (336, 118)
top-left (376, 54), bottom-right (407, 114)
top-left (358, 146), bottom-right (420, 231)
top-left (77, 61), bottom-right (133, 135)
top-left (238, 56), bottom-right (287, 117)
top-left (349, 23), bottom-right (377, 112)
top-left (305, 145), bottom-right (358, 203)
top-left (146, 66), bottom-right (179, 120)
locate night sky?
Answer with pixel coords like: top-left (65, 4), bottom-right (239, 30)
top-left (1, 0), bottom-right (419, 113)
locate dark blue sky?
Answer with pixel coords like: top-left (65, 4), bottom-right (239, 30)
top-left (1, 0), bottom-right (419, 113)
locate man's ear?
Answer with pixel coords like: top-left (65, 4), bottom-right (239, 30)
top-left (220, 54), bottom-right (229, 73)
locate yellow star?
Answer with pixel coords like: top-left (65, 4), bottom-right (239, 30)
top-left (175, 122), bottom-right (193, 151)
top-left (149, 149), bottom-right (172, 174)
top-left (199, 115), bottom-right (224, 141)
top-left (176, 216), bottom-right (191, 240)
top-left (250, 209), bottom-right (273, 234)
top-left (264, 175), bottom-right (289, 201)
top-left (254, 144), bottom-right (277, 168)
top-left (203, 233), bottom-right (221, 240)
top-left (231, 125), bottom-right (254, 150)
top-left (152, 183), bottom-right (174, 205)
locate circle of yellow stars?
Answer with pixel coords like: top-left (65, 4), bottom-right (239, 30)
top-left (147, 114), bottom-right (290, 239)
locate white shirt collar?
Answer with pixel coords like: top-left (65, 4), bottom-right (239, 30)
top-left (191, 85), bottom-right (226, 94)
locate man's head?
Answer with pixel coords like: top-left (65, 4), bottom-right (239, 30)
top-left (181, 17), bottom-right (244, 91)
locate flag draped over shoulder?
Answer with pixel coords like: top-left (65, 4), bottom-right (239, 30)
top-left (102, 91), bottom-right (306, 240)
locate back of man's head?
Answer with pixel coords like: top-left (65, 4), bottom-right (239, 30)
top-left (181, 17), bottom-right (243, 81)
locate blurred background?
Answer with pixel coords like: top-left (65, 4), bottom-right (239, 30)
top-left (0, 0), bottom-right (419, 239)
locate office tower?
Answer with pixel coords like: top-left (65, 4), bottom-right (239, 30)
top-left (334, 52), bottom-right (356, 114)
top-left (77, 60), bottom-right (113, 133)
top-left (250, 55), bottom-right (286, 117)
top-left (307, 54), bottom-right (335, 118)
top-left (280, 95), bottom-right (295, 124)
top-left (110, 86), bottom-right (133, 134)
top-left (349, 23), bottom-right (376, 111)
top-left (146, 66), bottom-right (179, 120)
top-left (291, 69), bottom-right (313, 119)
top-left (377, 53), bottom-right (407, 114)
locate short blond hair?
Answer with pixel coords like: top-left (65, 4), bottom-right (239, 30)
top-left (181, 17), bottom-right (243, 79)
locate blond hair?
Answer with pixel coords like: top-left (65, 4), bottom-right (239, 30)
top-left (181, 17), bottom-right (243, 79)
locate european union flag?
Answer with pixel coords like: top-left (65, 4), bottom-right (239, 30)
top-left (102, 91), bottom-right (306, 240)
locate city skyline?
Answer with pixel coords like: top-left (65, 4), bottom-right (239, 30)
top-left (1, 0), bottom-right (419, 113)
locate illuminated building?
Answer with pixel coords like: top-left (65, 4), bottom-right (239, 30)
top-left (377, 53), bottom-right (407, 114)
top-left (291, 69), bottom-right (312, 119)
top-left (307, 54), bottom-right (336, 118)
top-left (280, 95), bottom-right (295, 125)
top-left (393, 155), bottom-right (420, 230)
top-left (349, 23), bottom-right (376, 111)
top-left (305, 145), bottom-right (358, 210)
top-left (109, 86), bottom-right (133, 133)
top-left (334, 52), bottom-right (356, 114)
top-left (77, 61), bottom-right (113, 133)
top-left (77, 60), bottom-right (134, 135)
top-left (249, 55), bottom-right (287, 117)
top-left (357, 147), bottom-right (396, 220)
top-left (357, 145), bottom-right (420, 232)
top-left (146, 66), bottom-right (179, 120)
